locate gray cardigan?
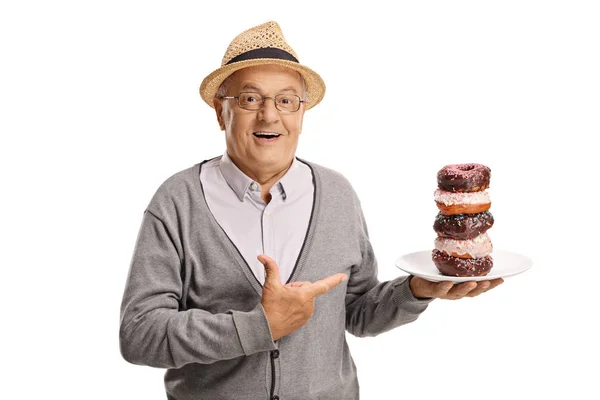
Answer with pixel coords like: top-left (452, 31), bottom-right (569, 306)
top-left (119, 158), bottom-right (432, 400)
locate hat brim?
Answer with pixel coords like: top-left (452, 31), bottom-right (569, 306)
top-left (199, 58), bottom-right (326, 110)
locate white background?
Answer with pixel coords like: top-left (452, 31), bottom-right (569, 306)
top-left (2, 1), bottom-right (599, 399)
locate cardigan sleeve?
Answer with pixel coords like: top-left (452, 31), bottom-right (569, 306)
top-left (119, 210), bottom-right (276, 369)
top-left (344, 197), bottom-right (434, 337)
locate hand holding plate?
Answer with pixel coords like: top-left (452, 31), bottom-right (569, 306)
top-left (409, 276), bottom-right (504, 300)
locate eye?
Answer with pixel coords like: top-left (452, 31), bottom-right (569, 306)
top-left (277, 95), bottom-right (296, 105)
top-left (240, 93), bottom-right (262, 103)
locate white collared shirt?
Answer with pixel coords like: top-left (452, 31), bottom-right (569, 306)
top-left (200, 152), bottom-right (314, 285)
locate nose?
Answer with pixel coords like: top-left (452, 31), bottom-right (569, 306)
top-left (257, 97), bottom-right (280, 124)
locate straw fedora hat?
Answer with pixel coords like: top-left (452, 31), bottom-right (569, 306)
top-left (199, 21), bottom-right (326, 110)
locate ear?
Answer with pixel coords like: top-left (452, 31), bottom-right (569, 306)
top-left (213, 98), bottom-right (225, 131)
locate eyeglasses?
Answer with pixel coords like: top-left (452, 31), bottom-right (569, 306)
top-left (218, 92), bottom-right (304, 113)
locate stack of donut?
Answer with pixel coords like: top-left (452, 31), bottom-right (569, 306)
top-left (432, 163), bottom-right (494, 277)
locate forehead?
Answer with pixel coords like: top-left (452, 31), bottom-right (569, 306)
top-left (227, 64), bottom-right (303, 93)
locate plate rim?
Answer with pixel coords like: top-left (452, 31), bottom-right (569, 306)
top-left (395, 249), bottom-right (533, 283)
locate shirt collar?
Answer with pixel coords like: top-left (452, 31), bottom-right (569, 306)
top-left (277, 157), bottom-right (305, 201)
top-left (219, 152), bottom-right (254, 202)
top-left (219, 152), bottom-right (308, 202)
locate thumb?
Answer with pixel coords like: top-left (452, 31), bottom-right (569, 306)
top-left (257, 254), bottom-right (282, 287)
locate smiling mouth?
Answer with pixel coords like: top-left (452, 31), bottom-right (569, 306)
top-left (253, 132), bottom-right (281, 139)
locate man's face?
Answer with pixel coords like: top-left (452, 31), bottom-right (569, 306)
top-left (214, 64), bottom-right (306, 173)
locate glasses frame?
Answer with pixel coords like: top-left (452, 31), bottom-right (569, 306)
top-left (218, 92), bottom-right (305, 113)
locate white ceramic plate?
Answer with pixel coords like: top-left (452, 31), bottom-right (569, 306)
top-left (395, 249), bottom-right (533, 283)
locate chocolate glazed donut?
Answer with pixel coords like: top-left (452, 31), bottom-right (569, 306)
top-left (437, 163), bottom-right (491, 193)
top-left (434, 211), bottom-right (494, 240)
top-left (432, 249), bottom-right (493, 277)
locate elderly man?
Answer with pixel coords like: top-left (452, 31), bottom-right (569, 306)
top-left (119, 21), bottom-right (503, 400)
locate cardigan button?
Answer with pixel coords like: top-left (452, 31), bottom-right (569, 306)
top-left (271, 349), bottom-right (280, 359)
top-left (272, 396), bottom-right (279, 400)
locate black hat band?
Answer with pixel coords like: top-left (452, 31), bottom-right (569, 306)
top-left (226, 47), bottom-right (299, 65)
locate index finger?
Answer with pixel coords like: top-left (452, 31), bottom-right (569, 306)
top-left (306, 273), bottom-right (348, 297)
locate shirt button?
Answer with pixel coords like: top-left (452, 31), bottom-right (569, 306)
top-left (265, 211), bottom-right (270, 216)
top-left (271, 349), bottom-right (279, 359)
top-left (250, 182), bottom-right (258, 190)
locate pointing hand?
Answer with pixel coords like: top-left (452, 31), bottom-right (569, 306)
top-left (258, 254), bottom-right (348, 341)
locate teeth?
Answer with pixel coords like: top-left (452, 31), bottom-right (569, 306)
top-left (254, 132), bottom-right (280, 138)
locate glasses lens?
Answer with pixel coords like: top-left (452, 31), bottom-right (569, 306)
top-left (237, 92), bottom-right (301, 112)
top-left (238, 93), bottom-right (263, 110)
top-left (275, 94), bottom-right (301, 112)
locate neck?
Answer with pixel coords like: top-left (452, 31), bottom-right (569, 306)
top-left (228, 153), bottom-right (293, 200)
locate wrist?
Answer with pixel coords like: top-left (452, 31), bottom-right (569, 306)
top-left (409, 276), bottom-right (432, 300)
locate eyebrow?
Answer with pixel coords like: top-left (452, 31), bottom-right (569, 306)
top-left (240, 83), bottom-right (299, 94)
